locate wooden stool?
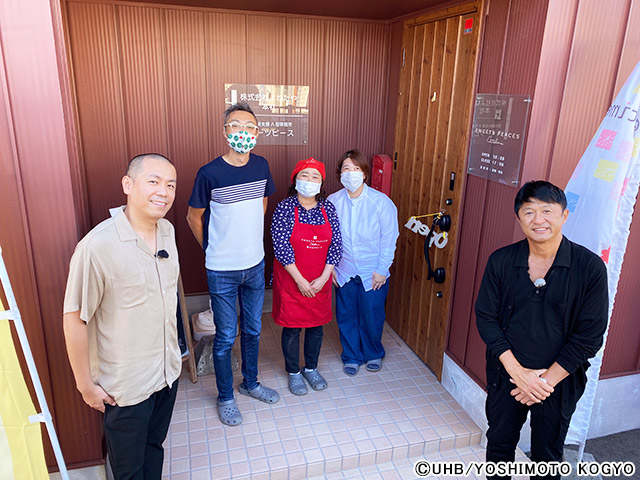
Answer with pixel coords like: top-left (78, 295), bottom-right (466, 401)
top-left (177, 274), bottom-right (197, 383)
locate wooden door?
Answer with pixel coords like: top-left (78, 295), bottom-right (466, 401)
top-left (387, 3), bottom-right (481, 379)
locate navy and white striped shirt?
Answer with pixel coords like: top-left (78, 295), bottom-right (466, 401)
top-left (189, 154), bottom-right (275, 271)
top-left (211, 179), bottom-right (268, 204)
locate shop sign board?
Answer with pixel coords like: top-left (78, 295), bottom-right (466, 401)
top-left (225, 84), bottom-right (310, 145)
top-left (467, 94), bottom-right (531, 186)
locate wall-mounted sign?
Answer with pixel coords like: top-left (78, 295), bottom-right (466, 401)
top-left (224, 84), bottom-right (309, 145)
top-left (467, 94), bottom-right (531, 187)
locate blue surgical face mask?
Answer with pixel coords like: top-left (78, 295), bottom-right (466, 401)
top-left (295, 179), bottom-right (321, 198)
top-left (340, 171), bottom-right (364, 192)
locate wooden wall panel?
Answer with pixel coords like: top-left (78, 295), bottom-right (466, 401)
top-left (204, 12), bottom-right (247, 160)
top-left (195, 10), bottom-right (250, 285)
top-left (518, 0), bottom-right (578, 184)
top-left (245, 15), bottom-right (287, 276)
top-left (428, 13), bottom-right (480, 372)
top-left (322, 20), bottom-right (364, 194)
top-left (447, 0), bottom-right (640, 384)
top-left (446, 0), bottom-right (507, 379)
top-left (548, 0), bottom-right (631, 187)
top-left (446, 0), bottom-right (550, 384)
top-left (358, 23), bottom-right (390, 163)
top-left (389, 26), bottom-right (419, 331)
top-left (498, 0), bottom-right (550, 95)
top-left (383, 21), bottom-right (404, 155)
top-left (601, 212), bottom-right (640, 375)
top-left (462, 1), bottom-right (552, 383)
top-left (65, 2), bottom-right (392, 295)
top-left (0, 37), bottom-right (56, 467)
top-left (613, 0), bottom-right (640, 96)
top-left (118, 6), bottom-right (171, 222)
top-left (164, 9), bottom-right (210, 292)
top-left (546, 0), bottom-right (640, 378)
top-left (285, 16), bottom-right (326, 177)
top-left (1, 0), bottom-right (103, 467)
top-left (599, 0), bottom-right (640, 377)
top-left (394, 21), bottom-right (435, 350)
top-left (66, 2), bottom-right (128, 226)
top-left (388, 3), bottom-right (481, 378)
top-left (246, 16), bottom-right (286, 83)
top-left (445, 0), bottom-right (509, 375)
top-left (406, 18), bottom-right (448, 368)
top-left (284, 14), bottom-right (327, 222)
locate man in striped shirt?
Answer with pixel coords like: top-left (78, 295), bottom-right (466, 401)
top-left (187, 102), bottom-right (279, 426)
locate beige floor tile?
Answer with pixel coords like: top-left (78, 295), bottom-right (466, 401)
top-left (160, 319), bottom-right (486, 479)
top-left (190, 468), bottom-right (212, 480)
top-left (306, 460), bottom-right (324, 477)
top-left (248, 456), bottom-right (269, 474)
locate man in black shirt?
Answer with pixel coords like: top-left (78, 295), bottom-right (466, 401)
top-left (476, 181), bottom-right (608, 480)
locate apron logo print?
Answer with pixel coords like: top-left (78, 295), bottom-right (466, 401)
top-left (301, 236), bottom-right (328, 249)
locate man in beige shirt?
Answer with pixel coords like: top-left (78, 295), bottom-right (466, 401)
top-left (63, 154), bottom-right (181, 479)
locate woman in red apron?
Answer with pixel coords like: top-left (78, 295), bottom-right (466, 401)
top-left (270, 158), bottom-right (342, 395)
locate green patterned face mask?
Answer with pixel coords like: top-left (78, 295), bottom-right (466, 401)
top-left (226, 130), bottom-right (257, 154)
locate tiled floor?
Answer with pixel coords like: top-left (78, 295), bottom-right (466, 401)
top-left (310, 444), bottom-right (530, 480)
top-left (161, 316), bottom-right (483, 479)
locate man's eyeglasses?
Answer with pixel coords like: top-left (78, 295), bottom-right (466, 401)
top-left (224, 121), bottom-right (260, 135)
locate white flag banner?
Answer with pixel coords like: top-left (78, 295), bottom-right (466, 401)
top-left (563, 61), bottom-right (640, 446)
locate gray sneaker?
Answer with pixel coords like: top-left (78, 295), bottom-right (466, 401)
top-left (302, 369), bottom-right (328, 390)
top-left (288, 372), bottom-right (308, 396)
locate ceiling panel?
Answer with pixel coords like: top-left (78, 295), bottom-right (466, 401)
top-left (129, 0), bottom-right (445, 20)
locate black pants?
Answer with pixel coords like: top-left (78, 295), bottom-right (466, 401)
top-left (281, 326), bottom-right (323, 373)
top-left (485, 374), bottom-right (571, 480)
top-left (104, 381), bottom-right (179, 480)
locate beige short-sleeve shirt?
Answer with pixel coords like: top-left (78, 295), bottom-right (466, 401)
top-left (64, 207), bottom-right (181, 406)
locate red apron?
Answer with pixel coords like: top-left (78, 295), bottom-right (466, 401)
top-left (272, 206), bottom-right (333, 328)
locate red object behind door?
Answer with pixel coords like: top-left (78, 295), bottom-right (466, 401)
top-left (371, 154), bottom-right (392, 196)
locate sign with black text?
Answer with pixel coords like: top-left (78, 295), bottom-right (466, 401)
top-left (224, 84), bottom-right (309, 145)
top-left (467, 94), bottom-right (531, 187)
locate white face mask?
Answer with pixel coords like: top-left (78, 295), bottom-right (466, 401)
top-left (295, 179), bottom-right (321, 198)
top-left (340, 171), bottom-right (364, 192)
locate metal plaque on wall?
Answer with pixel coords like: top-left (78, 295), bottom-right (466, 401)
top-left (224, 84), bottom-right (309, 145)
top-left (467, 94), bottom-right (531, 187)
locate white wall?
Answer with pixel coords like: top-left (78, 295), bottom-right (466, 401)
top-left (588, 373), bottom-right (640, 437)
top-left (441, 353), bottom-right (640, 451)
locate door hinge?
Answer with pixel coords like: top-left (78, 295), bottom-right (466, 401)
top-left (394, 152), bottom-right (398, 170)
top-left (402, 48), bottom-right (406, 68)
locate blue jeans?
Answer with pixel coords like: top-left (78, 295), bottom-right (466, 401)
top-left (335, 276), bottom-right (389, 365)
top-left (206, 259), bottom-right (265, 402)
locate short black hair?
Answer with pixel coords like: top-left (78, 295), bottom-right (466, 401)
top-left (336, 149), bottom-right (370, 181)
top-left (514, 180), bottom-right (567, 216)
top-left (223, 101), bottom-right (257, 124)
top-left (127, 153), bottom-right (173, 178)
